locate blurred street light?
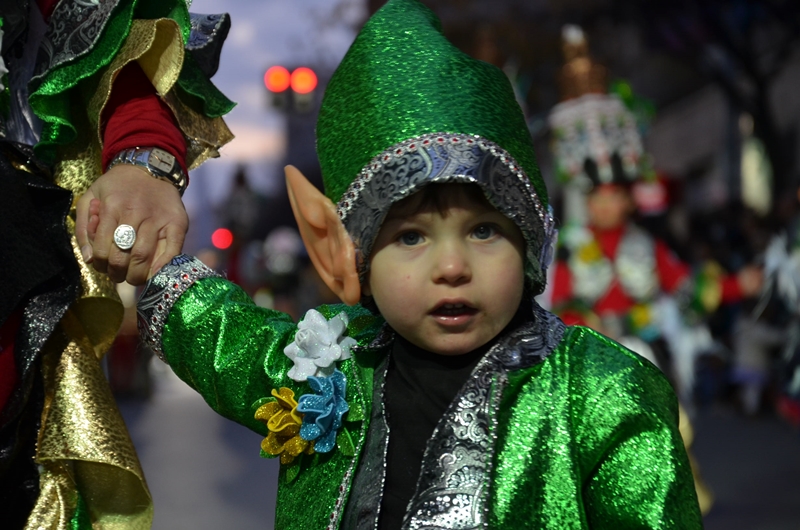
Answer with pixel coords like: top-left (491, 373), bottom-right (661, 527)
top-left (265, 65), bottom-right (320, 113)
top-left (211, 228), bottom-right (234, 250)
top-left (290, 67), bottom-right (318, 94)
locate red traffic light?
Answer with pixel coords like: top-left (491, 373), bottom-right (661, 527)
top-left (264, 66), bottom-right (291, 93)
top-left (291, 67), bottom-right (318, 94)
top-left (211, 228), bottom-right (234, 250)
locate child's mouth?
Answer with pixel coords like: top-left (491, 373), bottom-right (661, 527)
top-left (431, 302), bottom-right (478, 317)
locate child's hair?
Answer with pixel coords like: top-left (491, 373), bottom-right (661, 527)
top-left (388, 183), bottom-right (497, 219)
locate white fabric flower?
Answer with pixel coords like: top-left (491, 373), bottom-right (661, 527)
top-left (284, 309), bottom-right (357, 382)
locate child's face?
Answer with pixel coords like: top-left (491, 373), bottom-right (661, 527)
top-left (364, 186), bottom-right (525, 356)
top-left (586, 183), bottom-right (633, 230)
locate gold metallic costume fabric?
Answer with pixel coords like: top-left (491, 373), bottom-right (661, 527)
top-left (28, 311), bottom-right (151, 530)
top-left (56, 17), bottom-right (233, 199)
top-left (24, 9), bottom-right (232, 530)
top-left (86, 19), bottom-right (186, 149)
top-left (162, 89), bottom-right (234, 170)
top-left (25, 219), bottom-right (153, 529)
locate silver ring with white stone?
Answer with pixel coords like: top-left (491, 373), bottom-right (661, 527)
top-left (113, 224), bottom-right (136, 250)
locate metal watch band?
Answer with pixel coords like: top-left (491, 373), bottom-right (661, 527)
top-left (107, 147), bottom-right (189, 196)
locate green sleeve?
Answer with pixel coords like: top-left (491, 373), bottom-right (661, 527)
top-left (568, 328), bottom-right (703, 529)
top-left (162, 277), bottom-right (298, 436)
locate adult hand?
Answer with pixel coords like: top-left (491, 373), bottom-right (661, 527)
top-left (76, 164), bottom-right (189, 285)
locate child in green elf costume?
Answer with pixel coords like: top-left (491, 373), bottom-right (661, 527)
top-left (137, 1), bottom-right (702, 528)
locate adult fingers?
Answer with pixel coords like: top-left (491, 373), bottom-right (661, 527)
top-left (75, 190), bottom-right (95, 263)
top-left (95, 213), bottom-right (142, 283)
top-left (90, 203), bottom-right (120, 275)
top-left (150, 220), bottom-right (187, 275)
top-left (125, 219), bottom-right (159, 286)
top-left (88, 199), bottom-right (101, 241)
top-left (105, 220), bottom-right (143, 283)
top-left (149, 239), bottom-right (168, 279)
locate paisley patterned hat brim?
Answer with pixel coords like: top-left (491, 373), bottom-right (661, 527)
top-left (339, 132), bottom-right (554, 293)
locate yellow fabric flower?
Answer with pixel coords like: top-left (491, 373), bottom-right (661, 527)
top-left (255, 388), bottom-right (314, 465)
top-left (577, 240), bottom-right (603, 263)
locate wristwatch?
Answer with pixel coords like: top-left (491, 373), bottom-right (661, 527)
top-left (107, 147), bottom-right (189, 196)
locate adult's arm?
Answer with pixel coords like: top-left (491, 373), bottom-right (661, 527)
top-left (77, 61), bottom-right (189, 284)
top-left (29, 0), bottom-right (235, 285)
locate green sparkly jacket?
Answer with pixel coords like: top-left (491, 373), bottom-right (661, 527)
top-left (140, 256), bottom-right (703, 529)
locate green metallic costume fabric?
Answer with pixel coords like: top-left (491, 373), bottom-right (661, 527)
top-left (317, 0), bottom-right (545, 205)
top-left (152, 274), bottom-right (702, 529)
top-left (142, 1), bottom-right (699, 526)
top-left (316, 0), bottom-right (555, 294)
top-left (29, 0), bottom-right (234, 165)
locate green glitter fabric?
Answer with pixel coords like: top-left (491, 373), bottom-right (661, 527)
top-left (69, 491), bottom-right (92, 530)
top-left (162, 278), bottom-right (385, 530)
top-left (161, 278), bottom-right (701, 529)
top-left (28, 0), bottom-right (234, 164)
top-left (316, 0), bottom-right (546, 207)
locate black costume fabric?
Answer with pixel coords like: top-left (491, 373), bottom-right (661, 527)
top-left (381, 336), bottom-right (486, 529)
top-left (0, 142), bottom-right (80, 524)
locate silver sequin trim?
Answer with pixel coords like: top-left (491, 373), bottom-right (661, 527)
top-left (137, 254), bottom-right (220, 362)
top-left (187, 13), bottom-right (227, 50)
top-left (335, 133), bottom-right (556, 288)
top-left (339, 351), bottom-right (392, 529)
top-left (33, 0), bottom-right (122, 81)
top-left (403, 303), bottom-right (565, 530)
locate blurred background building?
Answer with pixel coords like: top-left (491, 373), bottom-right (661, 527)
top-left (110, 1), bottom-right (800, 529)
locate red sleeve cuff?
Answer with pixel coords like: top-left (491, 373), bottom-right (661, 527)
top-left (101, 62), bottom-right (188, 175)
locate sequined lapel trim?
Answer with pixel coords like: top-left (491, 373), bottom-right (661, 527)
top-left (336, 132), bottom-right (555, 284)
top-left (402, 303), bottom-right (566, 529)
top-left (137, 254), bottom-right (220, 362)
top-left (33, 0), bottom-right (122, 80)
top-left (338, 353), bottom-right (392, 530)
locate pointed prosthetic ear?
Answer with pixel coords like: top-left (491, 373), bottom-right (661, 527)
top-left (285, 165), bottom-right (361, 305)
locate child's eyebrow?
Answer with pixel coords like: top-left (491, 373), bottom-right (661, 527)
top-left (383, 208), bottom-right (419, 222)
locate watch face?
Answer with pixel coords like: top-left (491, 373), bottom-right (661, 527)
top-left (148, 148), bottom-right (176, 174)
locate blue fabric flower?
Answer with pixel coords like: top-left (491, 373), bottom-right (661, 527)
top-left (296, 369), bottom-right (349, 453)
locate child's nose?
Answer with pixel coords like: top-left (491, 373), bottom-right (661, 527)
top-left (432, 244), bottom-right (471, 285)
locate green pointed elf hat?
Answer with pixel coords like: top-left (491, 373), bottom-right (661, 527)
top-left (317, 0), bottom-right (555, 292)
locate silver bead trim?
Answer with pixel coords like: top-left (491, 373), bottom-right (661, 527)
top-left (332, 330), bottom-right (395, 529)
top-left (137, 254), bottom-right (220, 362)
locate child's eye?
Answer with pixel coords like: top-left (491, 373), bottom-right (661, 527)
top-left (472, 224), bottom-right (497, 240)
top-left (399, 231), bottom-right (423, 245)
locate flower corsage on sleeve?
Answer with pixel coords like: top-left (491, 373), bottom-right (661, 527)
top-left (254, 309), bottom-right (358, 475)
